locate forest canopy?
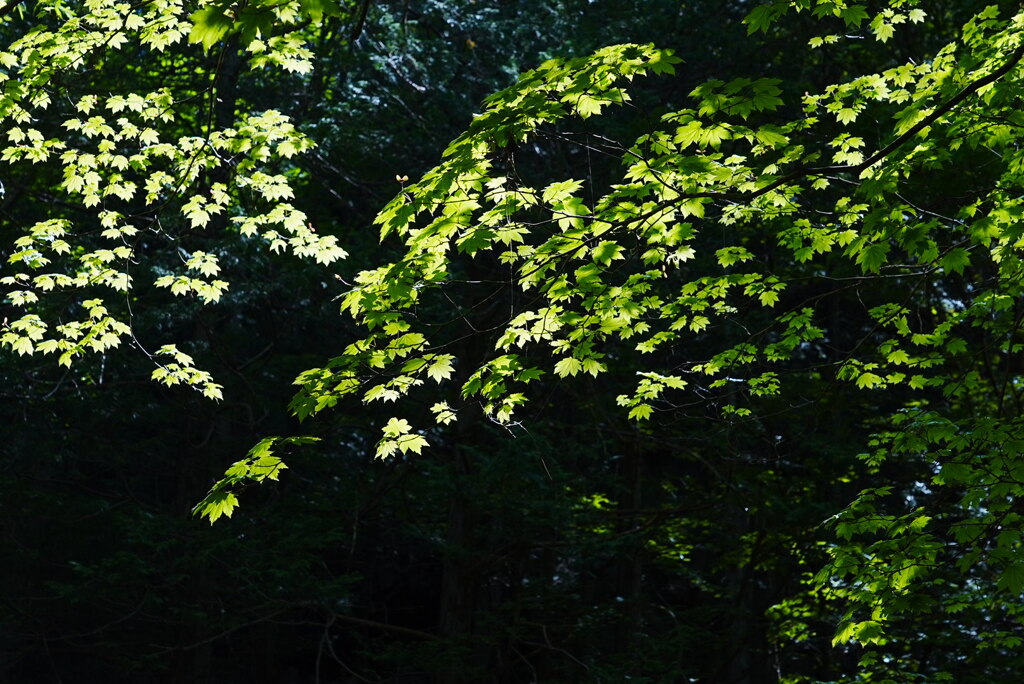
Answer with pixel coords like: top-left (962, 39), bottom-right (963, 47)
top-left (4, 0), bottom-right (1024, 682)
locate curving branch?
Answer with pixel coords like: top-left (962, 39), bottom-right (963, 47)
top-left (703, 39), bottom-right (1024, 204)
top-left (0, 0), bottom-right (21, 20)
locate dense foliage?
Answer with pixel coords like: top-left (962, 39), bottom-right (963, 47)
top-left (4, 0), bottom-right (1024, 682)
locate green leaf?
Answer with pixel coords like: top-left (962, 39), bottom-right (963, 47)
top-left (716, 246), bottom-right (754, 267)
top-left (11, 337), bottom-right (33, 356)
top-left (852, 620), bottom-right (885, 644)
top-left (542, 179), bottom-right (584, 204)
top-left (836, 107), bottom-right (859, 124)
top-left (886, 348), bottom-right (910, 365)
top-left (582, 357), bottom-right (606, 377)
top-left (856, 243), bottom-right (889, 273)
top-left (426, 355), bottom-right (456, 383)
top-left (941, 248), bottom-right (971, 274)
top-left (193, 490), bottom-right (239, 524)
top-left (744, 3), bottom-right (785, 34)
top-left (592, 241), bottom-right (624, 266)
top-left (628, 404), bottom-right (653, 421)
top-left (840, 5), bottom-right (870, 27)
top-left (554, 357), bottom-right (583, 377)
top-left (383, 417), bottom-right (412, 436)
top-left (832, 620), bottom-right (857, 646)
top-left (998, 562), bottom-right (1024, 594)
top-left (430, 402), bottom-right (458, 425)
top-left (396, 433), bottom-right (429, 455)
top-left (855, 372), bottom-right (884, 389)
top-left (298, 0), bottom-right (342, 22)
top-left (871, 17), bottom-right (895, 43)
top-left (188, 5), bottom-right (233, 51)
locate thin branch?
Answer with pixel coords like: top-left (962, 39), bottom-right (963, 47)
top-left (350, 0), bottom-right (371, 41)
top-left (324, 611), bottom-right (440, 641)
top-left (694, 40), bottom-right (1024, 204)
top-left (0, 0), bottom-right (22, 20)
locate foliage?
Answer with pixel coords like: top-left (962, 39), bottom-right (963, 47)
top-left (0, 0), bottom-right (346, 398)
top-left (251, 0), bottom-right (1024, 677)
top-left (7, 0), bottom-right (1024, 681)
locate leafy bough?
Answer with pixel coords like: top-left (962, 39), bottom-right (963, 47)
top-left (195, 5), bottom-right (1024, 659)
